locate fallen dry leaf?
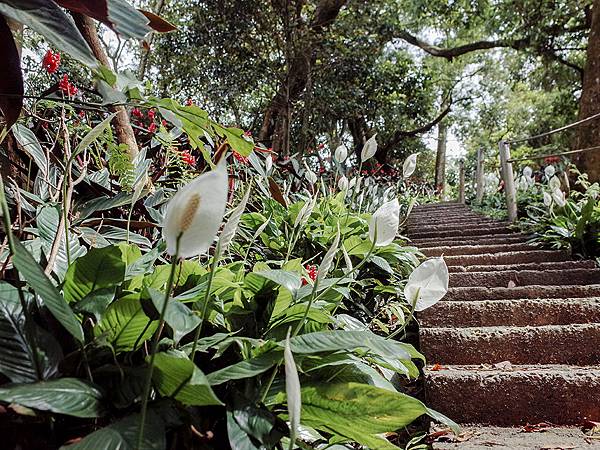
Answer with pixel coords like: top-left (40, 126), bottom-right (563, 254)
top-left (521, 422), bottom-right (552, 433)
top-left (431, 363), bottom-right (444, 371)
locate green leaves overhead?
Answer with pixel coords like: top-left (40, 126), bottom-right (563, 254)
top-left (0, 378), bottom-right (104, 418)
top-left (0, 16), bottom-right (22, 127)
top-left (0, 0), bottom-right (97, 67)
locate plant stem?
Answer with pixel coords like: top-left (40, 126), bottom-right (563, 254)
top-left (189, 242), bottom-right (221, 361)
top-left (136, 235), bottom-right (181, 450)
top-left (386, 288), bottom-right (420, 340)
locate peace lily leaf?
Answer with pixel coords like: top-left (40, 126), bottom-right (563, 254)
top-left (360, 134), bottom-right (377, 162)
top-left (207, 351), bottom-right (283, 385)
top-left (60, 411), bottom-right (165, 450)
top-left (298, 383), bottom-right (428, 448)
top-left (219, 182), bottom-right (252, 254)
top-left (284, 332), bottom-right (301, 449)
top-left (318, 224), bottom-right (340, 281)
top-left (12, 238), bottom-right (84, 342)
top-left (0, 378), bottom-right (104, 418)
top-left (63, 245), bottom-right (126, 303)
top-left (404, 257), bottom-right (449, 312)
top-left (95, 297), bottom-right (157, 352)
top-left (255, 270), bottom-right (303, 295)
top-left (70, 113), bottom-right (116, 162)
top-left (147, 288), bottom-right (200, 344)
top-left (369, 198), bottom-right (400, 247)
top-left (12, 124), bottom-right (48, 177)
top-left (402, 153), bottom-right (418, 178)
top-left (152, 351), bottom-right (223, 406)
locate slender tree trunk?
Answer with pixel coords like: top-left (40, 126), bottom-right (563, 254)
top-left (72, 13), bottom-right (139, 161)
top-left (434, 120), bottom-right (447, 194)
top-left (574, 0), bottom-right (600, 182)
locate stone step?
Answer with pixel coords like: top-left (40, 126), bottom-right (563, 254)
top-left (407, 222), bottom-right (510, 234)
top-left (413, 234), bottom-right (528, 248)
top-left (445, 284), bottom-right (600, 301)
top-left (432, 425), bottom-right (599, 450)
top-left (448, 259), bottom-right (598, 273)
top-left (411, 226), bottom-right (513, 240)
top-left (407, 214), bottom-right (489, 223)
top-left (419, 297), bottom-right (600, 328)
top-left (423, 243), bottom-right (536, 257)
top-left (421, 324), bottom-right (600, 365)
top-left (444, 250), bottom-right (570, 266)
top-left (449, 268), bottom-right (600, 288)
top-left (425, 364), bottom-right (600, 426)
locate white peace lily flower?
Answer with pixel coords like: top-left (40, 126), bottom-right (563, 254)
top-left (284, 332), bottom-right (301, 449)
top-left (265, 155), bottom-right (273, 174)
top-left (545, 165), bottom-right (556, 179)
top-left (552, 188), bottom-right (567, 207)
top-left (334, 145), bottom-right (348, 163)
top-left (523, 166), bottom-right (533, 178)
top-left (360, 134), bottom-right (378, 162)
top-left (403, 153), bottom-right (418, 178)
top-left (543, 191), bottom-right (553, 207)
top-left (369, 198), bottom-right (400, 247)
top-left (404, 257), bottom-right (449, 312)
top-left (338, 175), bottom-right (349, 191)
top-left (163, 160), bottom-right (228, 258)
top-left (294, 196), bottom-right (317, 228)
top-left (348, 177), bottom-right (357, 189)
top-left (318, 224), bottom-right (340, 281)
top-left (518, 176), bottom-right (529, 191)
top-left (548, 175), bottom-right (561, 191)
top-left (304, 163), bottom-right (317, 184)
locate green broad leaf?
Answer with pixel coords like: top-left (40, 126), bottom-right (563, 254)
top-left (63, 245), bottom-right (126, 303)
top-left (0, 378), bottom-right (104, 418)
top-left (70, 113), bottom-right (116, 162)
top-left (299, 383), bottom-right (428, 449)
top-left (95, 297), bottom-right (157, 352)
top-left (371, 255), bottom-right (394, 274)
top-left (216, 125), bottom-right (254, 156)
top-left (0, 282), bottom-right (62, 382)
top-left (254, 270), bottom-right (302, 295)
top-left (147, 288), bottom-right (200, 344)
top-left (12, 238), bottom-right (84, 342)
top-left (73, 287), bottom-right (115, 321)
top-left (152, 351), bottom-right (223, 406)
top-left (12, 124), bottom-right (48, 177)
top-left (285, 330), bottom-right (411, 360)
top-left (207, 351), bottom-right (283, 386)
top-left (0, 0), bottom-right (97, 67)
top-left (60, 411), bottom-right (165, 450)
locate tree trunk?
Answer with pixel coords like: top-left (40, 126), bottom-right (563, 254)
top-left (574, 0), bottom-right (600, 182)
top-left (258, 0), bottom-right (347, 155)
top-left (434, 120), bottom-right (447, 194)
top-left (72, 13), bottom-right (139, 161)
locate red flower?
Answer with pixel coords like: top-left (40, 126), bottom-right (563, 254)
top-left (233, 151), bottom-right (248, 164)
top-left (302, 264), bottom-right (318, 285)
top-left (147, 122), bottom-right (157, 133)
top-left (132, 108), bottom-right (143, 118)
top-left (59, 74), bottom-right (77, 96)
top-left (161, 119), bottom-right (167, 127)
top-left (43, 50), bottom-right (60, 74)
top-left (185, 98), bottom-right (194, 106)
top-left (147, 110), bottom-right (156, 120)
top-left (78, 110), bottom-right (85, 118)
top-left (181, 150), bottom-right (196, 166)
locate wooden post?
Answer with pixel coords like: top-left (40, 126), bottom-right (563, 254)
top-left (458, 159), bottom-right (465, 204)
top-left (475, 147), bottom-right (485, 203)
top-left (499, 141), bottom-right (517, 222)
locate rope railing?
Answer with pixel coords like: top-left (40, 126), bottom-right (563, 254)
top-left (475, 112), bottom-right (600, 222)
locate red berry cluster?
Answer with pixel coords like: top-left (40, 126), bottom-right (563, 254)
top-left (131, 108), bottom-right (166, 134)
top-left (43, 50), bottom-right (61, 74)
top-left (233, 151), bottom-right (249, 164)
top-left (544, 156), bottom-right (561, 165)
top-left (302, 264), bottom-right (318, 285)
top-left (59, 74), bottom-right (78, 96)
top-left (181, 150), bottom-right (196, 166)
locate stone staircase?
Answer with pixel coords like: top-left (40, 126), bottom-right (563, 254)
top-left (407, 203), bottom-right (600, 449)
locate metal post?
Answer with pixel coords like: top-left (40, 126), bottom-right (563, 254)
top-left (458, 159), bottom-right (465, 204)
top-left (498, 141), bottom-right (517, 222)
top-left (475, 147), bottom-right (484, 204)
